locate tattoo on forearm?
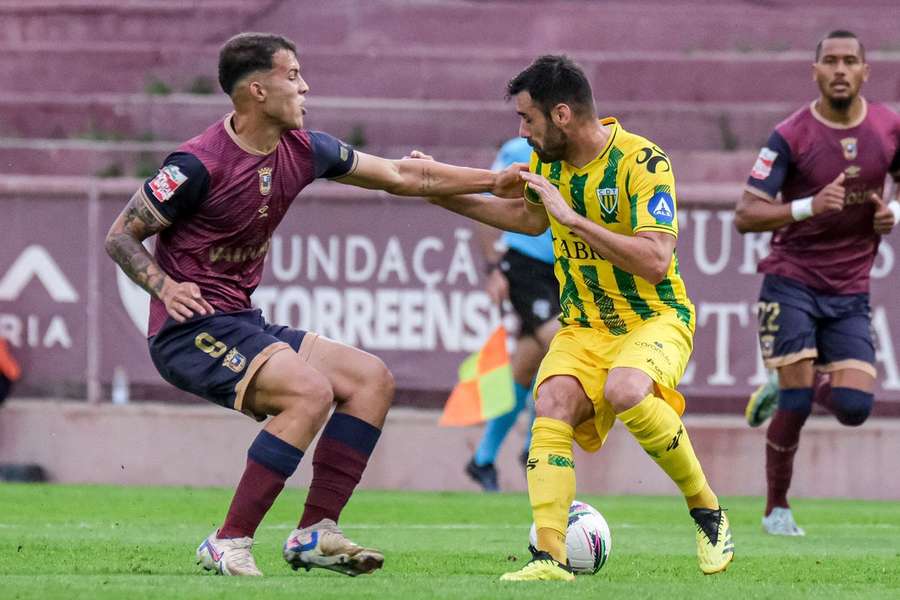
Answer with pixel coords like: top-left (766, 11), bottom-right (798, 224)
top-left (105, 196), bottom-right (168, 299)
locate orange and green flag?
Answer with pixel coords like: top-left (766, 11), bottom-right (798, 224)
top-left (439, 326), bottom-right (514, 426)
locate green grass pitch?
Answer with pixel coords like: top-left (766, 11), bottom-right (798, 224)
top-left (1, 484), bottom-right (898, 599)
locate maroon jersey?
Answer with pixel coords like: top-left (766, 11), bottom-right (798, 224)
top-left (745, 99), bottom-right (900, 294)
top-left (140, 113), bottom-right (356, 336)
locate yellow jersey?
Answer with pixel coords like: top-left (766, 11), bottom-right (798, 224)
top-left (526, 117), bottom-right (694, 335)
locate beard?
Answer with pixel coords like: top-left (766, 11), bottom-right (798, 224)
top-left (825, 94), bottom-right (854, 112)
top-left (529, 124), bottom-right (568, 163)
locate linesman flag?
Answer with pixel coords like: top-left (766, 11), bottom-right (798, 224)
top-left (439, 325), bottom-right (514, 426)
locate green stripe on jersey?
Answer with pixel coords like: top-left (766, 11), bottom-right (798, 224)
top-left (613, 266), bottom-right (657, 320)
top-left (569, 173), bottom-right (588, 217)
top-left (580, 265), bottom-right (628, 335)
top-left (655, 278), bottom-right (692, 328)
top-left (558, 256), bottom-right (590, 328)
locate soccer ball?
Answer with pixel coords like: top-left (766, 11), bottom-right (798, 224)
top-left (528, 500), bottom-right (612, 574)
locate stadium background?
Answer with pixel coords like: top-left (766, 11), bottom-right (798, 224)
top-left (0, 0), bottom-right (898, 496)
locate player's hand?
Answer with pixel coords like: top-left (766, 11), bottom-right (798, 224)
top-left (160, 279), bottom-right (214, 322)
top-left (404, 149), bottom-right (434, 161)
top-left (484, 267), bottom-right (509, 305)
top-left (520, 171), bottom-right (579, 227)
top-left (871, 192), bottom-right (895, 235)
top-left (812, 172), bottom-right (846, 215)
top-left (492, 162), bottom-right (530, 198)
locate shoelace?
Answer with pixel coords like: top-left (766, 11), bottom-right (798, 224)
top-left (692, 509), bottom-right (724, 546)
top-left (221, 538), bottom-right (256, 571)
top-left (228, 548), bottom-right (258, 571)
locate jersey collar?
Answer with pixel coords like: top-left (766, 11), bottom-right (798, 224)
top-left (809, 97), bottom-right (867, 130)
top-left (223, 112), bottom-right (278, 156)
top-left (574, 117), bottom-right (619, 171)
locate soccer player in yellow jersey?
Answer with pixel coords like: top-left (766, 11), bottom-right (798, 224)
top-left (423, 55), bottom-right (734, 580)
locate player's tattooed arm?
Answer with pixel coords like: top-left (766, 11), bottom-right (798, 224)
top-left (105, 191), bottom-right (170, 298)
top-left (105, 190), bottom-right (213, 321)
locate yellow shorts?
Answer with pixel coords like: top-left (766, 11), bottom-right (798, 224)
top-left (534, 314), bottom-right (693, 452)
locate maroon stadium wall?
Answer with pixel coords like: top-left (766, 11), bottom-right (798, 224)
top-left (2, 176), bottom-right (900, 415)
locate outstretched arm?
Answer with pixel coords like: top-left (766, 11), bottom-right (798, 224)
top-left (335, 151), bottom-right (528, 198)
top-left (105, 190), bottom-right (213, 322)
top-left (427, 192), bottom-right (549, 235)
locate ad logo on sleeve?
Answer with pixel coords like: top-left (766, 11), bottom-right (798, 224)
top-left (648, 192), bottom-right (675, 225)
top-left (148, 165), bottom-right (188, 202)
top-left (750, 147), bottom-right (778, 180)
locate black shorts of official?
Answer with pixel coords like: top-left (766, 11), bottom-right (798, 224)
top-left (148, 308), bottom-right (316, 420)
top-left (499, 248), bottom-right (561, 336)
top-left (756, 274), bottom-right (875, 377)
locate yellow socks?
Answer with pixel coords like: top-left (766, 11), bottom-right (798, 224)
top-left (527, 417), bottom-right (576, 563)
top-left (618, 394), bottom-right (709, 500)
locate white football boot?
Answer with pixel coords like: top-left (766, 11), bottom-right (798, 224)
top-left (283, 518), bottom-right (384, 576)
top-left (762, 507), bottom-right (806, 536)
top-left (196, 531), bottom-right (263, 576)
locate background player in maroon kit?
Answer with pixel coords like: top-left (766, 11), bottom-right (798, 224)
top-left (734, 30), bottom-right (900, 536)
top-left (104, 32), bottom-right (524, 577)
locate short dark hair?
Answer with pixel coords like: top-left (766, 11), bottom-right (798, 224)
top-left (507, 55), bottom-right (595, 118)
top-left (815, 30), bottom-right (865, 62)
top-left (218, 32), bottom-right (297, 96)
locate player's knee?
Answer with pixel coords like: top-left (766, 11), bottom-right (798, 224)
top-left (830, 387), bottom-right (873, 427)
top-left (603, 380), bottom-right (646, 414)
top-left (358, 354), bottom-right (395, 405)
top-left (282, 373), bottom-right (334, 422)
top-left (534, 393), bottom-right (569, 421)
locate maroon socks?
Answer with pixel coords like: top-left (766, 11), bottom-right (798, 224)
top-left (299, 412), bottom-right (381, 528)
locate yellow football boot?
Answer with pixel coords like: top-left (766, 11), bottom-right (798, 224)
top-left (500, 546), bottom-right (575, 582)
top-left (691, 507), bottom-right (734, 575)
top-left (745, 371), bottom-right (779, 427)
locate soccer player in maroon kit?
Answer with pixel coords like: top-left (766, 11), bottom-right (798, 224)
top-left (735, 30), bottom-right (900, 536)
top-left (105, 33), bottom-right (524, 576)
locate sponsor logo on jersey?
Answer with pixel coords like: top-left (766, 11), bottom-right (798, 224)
top-left (648, 192), bottom-right (675, 225)
top-left (258, 167), bottom-right (273, 196)
top-left (258, 205), bottom-right (269, 218)
top-left (844, 165), bottom-right (861, 179)
top-left (148, 165), bottom-right (187, 202)
top-left (750, 147), bottom-right (778, 180)
top-left (223, 347), bottom-right (247, 373)
top-left (840, 137), bottom-right (858, 160)
top-left (596, 187), bottom-right (619, 223)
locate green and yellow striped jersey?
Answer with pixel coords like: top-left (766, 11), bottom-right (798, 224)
top-left (526, 117), bottom-right (694, 335)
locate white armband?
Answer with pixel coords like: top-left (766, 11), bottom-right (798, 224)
top-left (790, 196), bottom-right (814, 221)
top-left (889, 200), bottom-right (900, 225)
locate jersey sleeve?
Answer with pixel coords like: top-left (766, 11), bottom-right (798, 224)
top-left (745, 130), bottom-right (792, 201)
top-left (308, 131), bottom-right (357, 179)
top-left (140, 152), bottom-right (210, 225)
top-left (628, 146), bottom-right (678, 237)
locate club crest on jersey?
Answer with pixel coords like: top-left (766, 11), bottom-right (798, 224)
top-left (258, 167), bottom-right (273, 196)
top-left (648, 191), bottom-right (675, 225)
top-left (840, 137), bottom-right (858, 161)
top-left (596, 187), bottom-right (619, 224)
top-left (223, 348), bottom-right (246, 373)
top-left (750, 147), bottom-right (778, 180)
top-left (148, 164), bottom-right (187, 202)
